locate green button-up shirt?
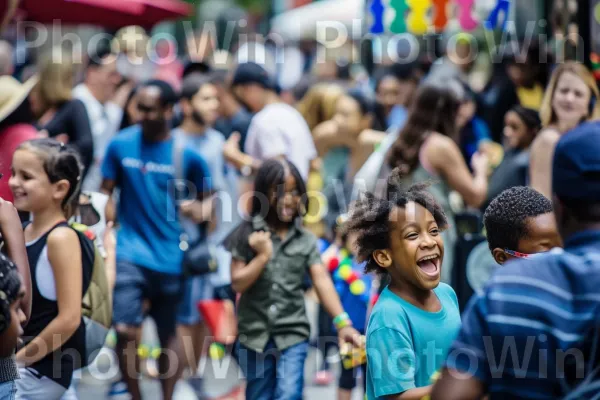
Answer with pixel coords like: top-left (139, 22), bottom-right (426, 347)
top-left (230, 217), bottom-right (322, 353)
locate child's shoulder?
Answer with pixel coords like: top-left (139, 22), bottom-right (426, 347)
top-left (434, 282), bottom-right (459, 308)
top-left (296, 225), bottom-right (318, 244)
top-left (367, 289), bottom-right (410, 333)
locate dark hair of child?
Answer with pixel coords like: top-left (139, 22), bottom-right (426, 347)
top-left (17, 138), bottom-right (83, 218)
top-left (483, 186), bottom-right (553, 252)
top-left (510, 105), bottom-right (541, 132)
top-left (345, 168), bottom-right (448, 276)
top-left (224, 159), bottom-right (307, 245)
top-left (0, 253), bottom-right (22, 335)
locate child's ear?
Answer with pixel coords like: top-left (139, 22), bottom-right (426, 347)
top-left (53, 179), bottom-right (71, 203)
top-left (492, 248), bottom-right (508, 265)
top-left (372, 249), bottom-right (393, 268)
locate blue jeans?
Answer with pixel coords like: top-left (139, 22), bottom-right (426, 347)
top-left (237, 339), bottom-right (308, 400)
top-left (0, 381), bottom-right (16, 400)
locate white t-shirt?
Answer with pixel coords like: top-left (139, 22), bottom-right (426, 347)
top-left (244, 102), bottom-right (316, 180)
top-left (73, 84), bottom-right (123, 192)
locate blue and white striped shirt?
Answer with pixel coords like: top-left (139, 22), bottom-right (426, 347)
top-left (446, 229), bottom-right (600, 399)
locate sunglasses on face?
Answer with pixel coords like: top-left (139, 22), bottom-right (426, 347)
top-left (504, 249), bottom-right (547, 260)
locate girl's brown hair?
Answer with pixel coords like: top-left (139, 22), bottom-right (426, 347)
top-left (539, 62), bottom-right (600, 127)
top-left (18, 139), bottom-right (82, 218)
top-left (387, 82), bottom-right (462, 174)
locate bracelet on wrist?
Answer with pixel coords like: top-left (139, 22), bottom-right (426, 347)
top-left (334, 312), bottom-right (352, 330)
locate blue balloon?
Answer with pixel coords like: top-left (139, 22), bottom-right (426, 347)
top-left (484, 0), bottom-right (510, 30)
top-left (369, 0), bottom-right (385, 34)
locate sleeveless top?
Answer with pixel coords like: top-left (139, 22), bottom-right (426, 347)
top-left (23, 222), bottom-right (92, 388)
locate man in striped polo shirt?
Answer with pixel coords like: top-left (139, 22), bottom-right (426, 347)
top-left (432, 121), bottom-right (600, 399)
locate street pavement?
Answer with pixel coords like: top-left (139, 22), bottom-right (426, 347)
top-left (75, 298), bottom-right (364, 399)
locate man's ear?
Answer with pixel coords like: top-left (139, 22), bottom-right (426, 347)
top-left (373, 249), bottom-right (393, 268)
top-left (492, 248), bottom-right (508, 265)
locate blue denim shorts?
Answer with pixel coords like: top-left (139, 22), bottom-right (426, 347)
top-left (176, 275), bottom-right (213, 325)
top-left (112, 261), bottom-right (182, 343)
top-left (0, 380), bottom-right (16, 400)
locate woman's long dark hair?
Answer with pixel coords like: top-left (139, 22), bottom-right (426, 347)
top-left (387, 84), bottom-right (461, 173)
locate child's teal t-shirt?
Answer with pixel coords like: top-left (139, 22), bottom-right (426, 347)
top-left (365, 283), bottom-right (461, 399)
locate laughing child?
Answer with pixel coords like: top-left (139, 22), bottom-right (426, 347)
top-left (225, 159), bottom-right (361, 400)
top-left (483, 186), bottom-right (562, 264)
top-left (346, 169), bottom-right (461, 400)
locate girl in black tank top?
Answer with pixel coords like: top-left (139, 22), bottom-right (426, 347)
top-left (9, 139), bottom-right (87, 398)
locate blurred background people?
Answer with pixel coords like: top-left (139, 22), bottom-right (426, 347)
top-left (530, 62), bottom-right (600, 198)
top-left (31, 48), bottom-right (94, 178)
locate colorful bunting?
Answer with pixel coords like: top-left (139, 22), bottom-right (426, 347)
top-left (456, 0), bottom-right (478, 31)
top-left (389, 0), bottom-right (409, 33)
top-left (369, 0), bottom-right (386, 34)
top-left (432, 0), bottom-right (450, 31)
top-left (485, 0), bottom-right (510, 30)
top-left (406, 0), bottom-right (432, 35)
top-left (369, 0), bottom-right (511, 34)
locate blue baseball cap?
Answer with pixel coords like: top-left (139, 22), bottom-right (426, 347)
top-left (231, 62), bottom-right (273, 90)
top-left (552, 121), bottom-right (600, 201)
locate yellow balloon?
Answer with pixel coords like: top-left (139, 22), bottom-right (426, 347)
top-left (209, 343), bottom-right (226, 360)
top-left (151, 348), bottom-right (162, 360)
top-left (338, 265), bottom-right (352, 280)
top-left (137, 345), bottom-right (150, 359)
top-left (350, 280), bottom-right (366, 295)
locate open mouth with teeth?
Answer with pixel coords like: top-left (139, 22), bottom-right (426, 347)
top-left (416, 254), bottom-right (441, 278)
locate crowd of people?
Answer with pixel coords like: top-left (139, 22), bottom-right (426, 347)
top-left (0, 22), bottom-right (600, 400)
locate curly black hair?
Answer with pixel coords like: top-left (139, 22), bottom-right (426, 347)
top-left (483, 186), bottom-right (553, 252)
top-left (345, 168), bottom-right (448, 276)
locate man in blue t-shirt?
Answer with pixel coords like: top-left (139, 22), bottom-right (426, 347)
top-left (100, 80), bottom-right (212, 400)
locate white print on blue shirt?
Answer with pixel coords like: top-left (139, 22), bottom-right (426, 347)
top-left (122, 157), bottom-right (176, 175)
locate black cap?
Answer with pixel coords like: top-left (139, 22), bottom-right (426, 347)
top-left (231, 62), bottom-right (273, 89)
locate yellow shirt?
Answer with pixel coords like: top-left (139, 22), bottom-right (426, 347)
top-left (517, 84), bottom-right (544, 110)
